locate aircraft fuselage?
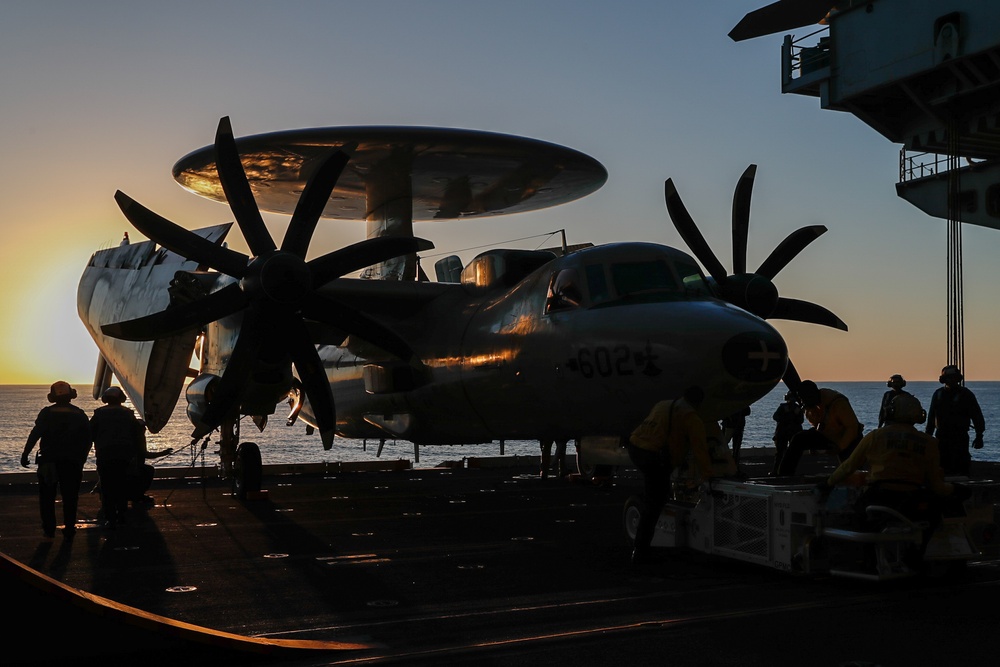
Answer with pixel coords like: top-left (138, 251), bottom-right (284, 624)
top-left (304, 242), bottom-right (788, 446)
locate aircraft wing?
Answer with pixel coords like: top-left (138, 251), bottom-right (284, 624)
top-left (77, 224), bottom-right (233, 432)
top-left (313, 278), bottom-right (458, 319)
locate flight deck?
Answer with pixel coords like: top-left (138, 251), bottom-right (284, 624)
top-left (3, 454), bottom-right (1000, 666)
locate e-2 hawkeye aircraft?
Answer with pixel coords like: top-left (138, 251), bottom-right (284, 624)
top-left (77, 117), bottom-right (846, 496)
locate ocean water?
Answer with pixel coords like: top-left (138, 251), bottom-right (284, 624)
top-left (2, 382), bottom-right (999, 475)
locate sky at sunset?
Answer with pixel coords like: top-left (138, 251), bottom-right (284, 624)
top-left (2, 1), bottom-right (1000, 386)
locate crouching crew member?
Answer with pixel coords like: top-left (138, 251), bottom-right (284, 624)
top-left (776, 380), bottom-right (863, 476)
top-left (627, 386), bottom-right (715, 565)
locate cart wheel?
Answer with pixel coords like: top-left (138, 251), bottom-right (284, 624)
top-left (234, 442), bottom-right (262, 500)
top-left (623, 495), bottom-right (645, 545)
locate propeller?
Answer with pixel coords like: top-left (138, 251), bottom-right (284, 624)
top-left (663, 164), bottom-right (846, 388)
top-left (103, 116), bottom-right (432, 448)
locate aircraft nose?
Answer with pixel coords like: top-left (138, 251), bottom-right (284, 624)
top-left (721, 328), bottom-right (787, 383)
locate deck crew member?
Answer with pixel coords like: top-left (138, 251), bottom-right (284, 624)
top-left (722, 406), bottom-right (751, 466)
top-left (877, 374), bottom-right (911, 428)
top-left (925, 365), bottom-right (985, 477)
top-left (20, 381), bottom-right (92, 538)
top-left (819, 393), bottom-right (964, 523)
top-left (771, 392), bottom-right (803, 475)
top-left (627, 386), bottom-right (715, 565)
top-left (91, 386), bottom-right (143, 528)
top-left (539, 438), bottom-right (569, 480)
top-left (776, 380), bottom-right (863, 476)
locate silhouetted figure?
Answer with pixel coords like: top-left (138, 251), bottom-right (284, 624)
top-left (722, 406), bottom-right (751, 465)
top-left (776, 380), bottom-right (863, 476)
top-left (877, 374), bottom-right (911, 428)
top-left (819, 394), bottom-right (965, 554)
top-left (771, 392), bottom-right (803, 475)
top-left (20, 381), bottom-right (92, 538)
top-left (91, 387), bottom-right (143, 528)
top-left (539, 438), bottom-right (569, 479)
top-left (627, 386), bottom-right (715, 565)
top-left (925, 365), bottom-right (985, 477)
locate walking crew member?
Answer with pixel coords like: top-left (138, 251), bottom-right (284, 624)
top-left (20, 381), bottom-right (92, 538)
top-left (925, 365), bottom-right (985, 477)
top-left (627, 386), bottom-right (715, 565)
top-left (90, 386), bottom-right (143, 527)
top-left (776, 380), bottom-right (863, 476)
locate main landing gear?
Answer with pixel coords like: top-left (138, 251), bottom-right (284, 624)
top-left (217, 418), bottom-right (263, 500)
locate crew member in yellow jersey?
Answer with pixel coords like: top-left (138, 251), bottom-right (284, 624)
top-left (776, 380), bottom-right (863, 476)
top-left (819, 393), bottom-right (963, 520)
top-left (627, 386), bottom-right (715, 565)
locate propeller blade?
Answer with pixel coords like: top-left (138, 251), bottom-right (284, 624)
top-left (754, 225), bottom-right (827, 280)
top-left (101, 283), bottom-right (248, 341)
top-left (114, 192), bottom-right (250, 278)
top-left (301, 293), bottom-right (415, 362)
top-left (195, 306), bottom-right (266, 434)
top-left (287, 319), bottom-right (336, 449)
top-left (309, 237), bottom-right (435, 287)
top-left (732, 165), bottom-right (756, 275)
top-left (782, 357), bottom-right (802, 392)
top-left (281, 148), bottom-right (353, 258)
top-left (771, 297), bottom-right (848, 331)
top-left (664, 179), bottom-right (728, 283)
top-left (215, 116), bottom-right (276, 257)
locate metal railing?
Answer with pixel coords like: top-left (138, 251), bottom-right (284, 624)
top-left (782, 27), bottom-right (831, 85)
top-left (899, 148), bottom-right (950, 183)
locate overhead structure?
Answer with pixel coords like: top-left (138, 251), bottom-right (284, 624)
top-left (731, 0), bottom-right (1000, 373)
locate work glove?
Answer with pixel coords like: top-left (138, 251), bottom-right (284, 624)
top-left (973, 434), bottom-right (984, 450)
top-left (20, 453), bottom-right (30, 468)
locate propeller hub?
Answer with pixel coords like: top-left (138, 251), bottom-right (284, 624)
top-left (722, 274), bottom-right (779, 319)
top-left (241, 251), bottom-right (312, 306)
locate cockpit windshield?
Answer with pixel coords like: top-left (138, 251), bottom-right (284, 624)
top-left (545, 251), bottom-right (714, 314)
top-left (583, 258), bottom-right (711, 308)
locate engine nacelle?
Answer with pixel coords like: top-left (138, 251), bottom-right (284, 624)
top-left (185, 373), bottom-right (220, 429)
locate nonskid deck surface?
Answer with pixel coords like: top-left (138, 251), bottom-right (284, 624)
top-left (2, 455), bottom-right (1000, 666)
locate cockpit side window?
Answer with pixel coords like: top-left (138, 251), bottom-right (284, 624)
top-left (585, 264), bottom-right (610, 305)
top-left (545, 269), bottom-right (583, 313)
top-left (675, 261), bottom-right (711, 296)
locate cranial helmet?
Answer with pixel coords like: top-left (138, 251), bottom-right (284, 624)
top-left (887, 393), bottom-right (926, 424)
top-left (939, 365), bottom-right (963, 383)
top-left (101, 386), bottom-right (127, 404)
top-left (47, 380), bottom-right (77, 403)
top-left (887, 374), bottom-right (906, 389)
top-left (796, 380), bottom-right (820, 407)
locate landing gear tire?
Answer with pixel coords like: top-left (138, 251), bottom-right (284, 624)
top-left (233, 441), bottom-right (262, 500)
top-left (575, 442), bottom-right (608, 481)
top-left (623, 494), bottom-right (645, 546)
